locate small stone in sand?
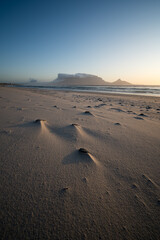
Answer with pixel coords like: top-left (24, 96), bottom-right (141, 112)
top-left (71, 123), bottom-right (79, 127)
top-left (34, 119), bottom-right (45, 123)
top-left (114, 122), bottom-right (121, 126)
top-left (84, 111), bottom-right (92, 115)
top-left (134, 117), bottom-right (144, 120)
top-left (82, 177), bottom-right (88, 183)
top-left (139, 113), bottom-right (147, 117)
top-left (79, 148), bottom-right (89, 154)
top-left (61, 187), bottom-right (69, 193)
top-left (131, 183), bottom-right (138, 189)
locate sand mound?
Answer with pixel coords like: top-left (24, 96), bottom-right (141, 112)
top-left (62, 149), bottom-right (98, 165)
top-left (84, 111), bottom-right (93, 115)
top-left (78, 148), bottom-right (99, 164)
top-left (46, 124), bottom-right (78, 141)
top-left (33, 119), bottom-right (62, 146)
top-left (33, 119), bottom-right (49, 134)
top-left (41, 123), bottom-right (91, 144)
top-left (142, 174), bottom-right (157, 188)
top-left (70, 124), bottom-right (90, 139)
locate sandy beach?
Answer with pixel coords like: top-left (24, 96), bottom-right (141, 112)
top-left (0, 86), bottom-right (160, 240)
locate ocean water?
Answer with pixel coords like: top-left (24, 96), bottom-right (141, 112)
top-left (16, 85), bottom-right (160, 97)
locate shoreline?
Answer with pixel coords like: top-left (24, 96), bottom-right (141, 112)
top-left (3, 85), bottom-right (160, 98)
top-left (3, 84), bottom-right (160, 97)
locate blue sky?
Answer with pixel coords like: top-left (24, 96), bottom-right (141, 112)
top-left (0, 0), bottom-right (160, 84)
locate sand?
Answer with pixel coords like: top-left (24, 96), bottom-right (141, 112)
top-left (0, 86), bottom-right (160, 240)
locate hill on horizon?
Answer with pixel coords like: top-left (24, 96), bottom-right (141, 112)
top-left (112, 79), bottom-right (132, 85)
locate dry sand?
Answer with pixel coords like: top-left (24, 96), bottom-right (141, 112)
top-left (0, 87), bottom-right (160, 240)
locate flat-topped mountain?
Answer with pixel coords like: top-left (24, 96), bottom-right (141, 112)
top-left (53, 73), bottom-right (107, 86)
top-left (51, 73), bottom-right (131, 86)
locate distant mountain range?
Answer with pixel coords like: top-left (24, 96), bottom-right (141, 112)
top-left (51, 73), bottom-right (131, 86)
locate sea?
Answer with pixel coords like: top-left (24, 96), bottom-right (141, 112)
top-left (13, 85), bottom-right (160, 97)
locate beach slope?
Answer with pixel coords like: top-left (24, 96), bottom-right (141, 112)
top-left (0, 87), bottom-right (160, 240)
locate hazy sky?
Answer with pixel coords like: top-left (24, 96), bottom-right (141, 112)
top-left (0, 0), bottom-right (160, 84)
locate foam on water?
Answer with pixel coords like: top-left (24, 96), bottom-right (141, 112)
top-left (13, 85), bottom-right (160, 97)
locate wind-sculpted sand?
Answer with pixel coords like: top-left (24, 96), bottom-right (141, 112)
top-left (0, 87), bottom-right (160, 240)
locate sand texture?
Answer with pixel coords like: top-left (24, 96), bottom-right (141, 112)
top-left (0, 87), bottom-right (160, 240)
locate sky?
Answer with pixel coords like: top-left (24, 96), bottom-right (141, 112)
top-left (0, 0), bottom-right (160, 85)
